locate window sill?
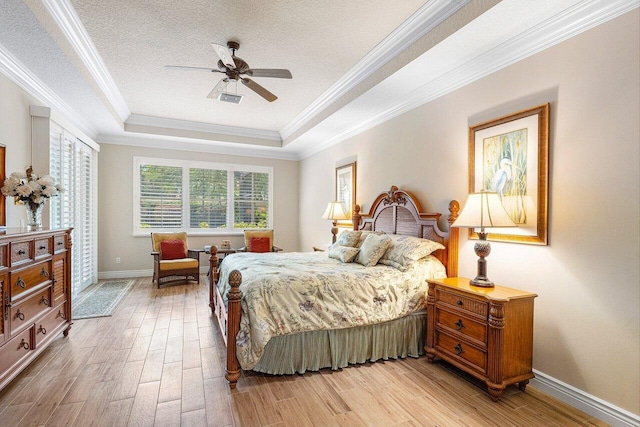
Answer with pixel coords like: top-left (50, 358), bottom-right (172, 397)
top-left (133, 230), bottom-right (246, 238)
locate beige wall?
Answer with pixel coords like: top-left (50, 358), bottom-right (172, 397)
top-left (98, 144), bottom-right (299, 274)
top-left (299, 10), bottom-right (639, 414)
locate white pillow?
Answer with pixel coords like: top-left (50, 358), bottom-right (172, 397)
top-left (328, 244), bottom-right (360, 263)
top-left (335, 230), bottom-right (362, 247)
top-left (355, 234), bottom-right (392, 267)
top-left (378, 234), bottom-right (445, 271)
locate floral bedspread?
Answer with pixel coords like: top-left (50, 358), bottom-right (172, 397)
top-left (216, 251), bottom-right (446, 369)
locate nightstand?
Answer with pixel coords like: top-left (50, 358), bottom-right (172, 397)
top-left (425, 277), bottom-right (537, 401)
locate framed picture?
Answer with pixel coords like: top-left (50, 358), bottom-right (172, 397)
top-left (335, 162), bottom-right (356, 224)
top-left (468, 103), bottom-right (549, 245)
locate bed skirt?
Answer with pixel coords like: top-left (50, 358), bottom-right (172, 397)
top-left (252, 310), bottom-right (426, 375)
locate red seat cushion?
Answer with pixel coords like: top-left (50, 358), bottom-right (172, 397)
top-left (160, 240), bottom-right (186, 260)
top-left (249, 237), bottom-right (271, 253)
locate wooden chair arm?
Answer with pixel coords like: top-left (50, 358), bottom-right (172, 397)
top-left (187, 248), bottom-right (203, 259)
top-left (312, 246), bottom-right (325, 252)
top-left (272, 246), bottom-right (283, 253)
top-left (236, 246), bottom-right (247, 252)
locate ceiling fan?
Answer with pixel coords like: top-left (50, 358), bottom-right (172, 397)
top-left (165, 41), bottom-right (292, 103)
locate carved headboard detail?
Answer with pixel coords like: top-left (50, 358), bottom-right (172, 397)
top-left (353, 186), bottom-right (459, 277)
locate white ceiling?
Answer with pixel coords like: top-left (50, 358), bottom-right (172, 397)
top-left (0, 0), bottom-right (637, 159)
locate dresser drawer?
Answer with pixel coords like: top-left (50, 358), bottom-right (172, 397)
top-left (34, 238), bottom-right (51, 258)
top-left (0, 326), bottom-right (33, 374)
top-left (437, 289), bottom-right (488, 318)
top-left (11, 261), bottom-right (52, 298)
top-left (11, 241), bottom-right (32, 265)
top-left (436, 330), bottom-right (486, 374)
top-left (10, 287), bottom-right (52, 335)
top-left (436, 308), bottom-right (487, 345)
top-left (53, 235), bottom-right (67, 253)
top-left (0, 244), bottom-right (7, 269)
top-left (35, 302), bottom-right (67, 346)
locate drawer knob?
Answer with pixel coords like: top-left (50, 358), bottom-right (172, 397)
top-left (456, 300), bottom-right (463, 306)
top-left (39, 245), bottom-right (47, 250)
top-left (19, 339), bottom-right (30, 350)
top-left (57, 242), bottom-right (63, 246)
top-left (454, 343), bottom-right (465, 355)
top-left (39, 325), bottom-right (47, 335)
top-left (18, 249), bottom-right (25, 255)
top-left (455, 319), bottom-right (465, 331)
top-left (16, 310), bottom-right (25, 321)
top-left (41, 268), bottom-right (50, 278)
top-left (16, 278), bottom-right (26, 288)
top-left (40, 296), bottom-right (50, 306)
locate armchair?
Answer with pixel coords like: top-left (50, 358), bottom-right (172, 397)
top-left (151, 232), bottom-right (203, 288)
top-left (238, 229), bottom-right (282, 253)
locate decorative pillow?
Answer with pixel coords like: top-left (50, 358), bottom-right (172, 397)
top-left (328, 244), bottom-right (360, 263)
top-left (356, 230), bottom-right (386, 248)
top-left (160, 240), bottom-right (186, 260)
top-left (244, 229), bottom-right (273, 249)
top-left (249, 237), bottom-right (271, 253)
top-left (378, 235), bottom-right (445, 271)
top-left (336, 230), bottom-right (362, 248)
top-left (355, 234), bottom-right (392, 267)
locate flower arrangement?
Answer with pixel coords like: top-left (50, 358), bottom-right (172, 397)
top-left (1, 166), bottom-right (64, 226)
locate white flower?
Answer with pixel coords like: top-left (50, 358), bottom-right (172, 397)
top-left (41, 185), bottom-right (58, 197)
top-left (55, 184), bottom-right (65, 193)
top-left (10, 172), bottom-right (26, 180)
top-left (16, 185), bottom-right (33, 197)
top-left (2, 167), bottom-right (62, 204)
top-left (38, 175), bottom-right (54, 186)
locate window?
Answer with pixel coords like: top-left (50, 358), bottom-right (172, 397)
top-left (134, 157), bottom-right (273, 234)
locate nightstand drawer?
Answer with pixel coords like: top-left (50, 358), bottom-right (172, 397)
top-left (437, 289), bottom-right (488, 318)
top-left (436, 330), bottom-right (486, 373)
top-left (436, 308), bottom-right (487, 345)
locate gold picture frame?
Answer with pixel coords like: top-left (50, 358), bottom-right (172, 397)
top-left (335, 162), bottom-right (356, 225)
top-left (468, 103), bottom-right (549, 245)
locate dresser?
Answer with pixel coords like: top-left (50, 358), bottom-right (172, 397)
top-left (425, 277), bottom-right (537, 401)
top-left (0, 228), bottom-right (73, 391)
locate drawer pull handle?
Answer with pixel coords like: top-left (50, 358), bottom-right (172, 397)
top-left (56, 310), bottom-right (66, 320)
top-left (39, 325), bottom-right (47, 335)
top-left (16, 310), bottom-right (25, 321)
top-left (18, 249), bottom-right (25, 255)
top-left (19, 339), bottom-right (30, 350)
top-left (455, 319), bottom-right (465, 330)
top-left (41, 268), bottom-right (50, 278)
top-left (16, 278), bottom-right (26, 288)
top-left (456, 300), bottom-right (463, 306)
top-left (39, 245), bottom-right (47, 250)
top-left (40, 296), bottom-right (50, 306)
top-left (57, 242), bottom-right (63, 246)
top-left (454, 343), bottom-right (464, 355)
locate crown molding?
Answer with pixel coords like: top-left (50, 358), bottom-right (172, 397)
top-left (41, 0), bottom-right (130, 121)
top-left (279, 0), bottom-right (471, 140)
top-left (0, 42), bottom-right (98, 138)
top-left (298, 0), bottom-right (639, 159)
top-left (99, 133), bottom-right (298, 161)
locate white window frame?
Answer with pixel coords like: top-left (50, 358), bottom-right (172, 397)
top-left (133, 156), bottom-right (273, 236)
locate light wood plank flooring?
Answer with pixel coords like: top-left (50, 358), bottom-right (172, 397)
top-left (0, 276), bottom-right (608, 426)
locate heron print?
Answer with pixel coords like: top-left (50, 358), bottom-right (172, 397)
top-left (482, 128), bottom-right (528, 224)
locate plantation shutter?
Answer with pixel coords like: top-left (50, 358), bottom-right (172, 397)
top-left (233, 171), bottom-right (269, 228)
top-left (189, 168), bottom-right (228, 229)
top-left (139, 164), bottom-right (182, 229)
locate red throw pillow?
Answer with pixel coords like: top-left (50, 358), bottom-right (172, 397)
top-left (160, 240), bottom-right (186, 260)
top-left (249, 237), bottom-right (271, 253)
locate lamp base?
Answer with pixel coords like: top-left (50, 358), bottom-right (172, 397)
top-left (471, 232), bottom-right (494, 287)
top-left (470, 277), bottom-right (495, 287)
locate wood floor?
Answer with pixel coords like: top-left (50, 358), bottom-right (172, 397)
top-left (0, 276), bottom-right (608, 427)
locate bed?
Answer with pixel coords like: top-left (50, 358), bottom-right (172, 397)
top-left (208, 186), bottom-right (460, 388)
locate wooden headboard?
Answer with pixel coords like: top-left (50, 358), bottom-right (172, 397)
top-left (352, 186), bottom-right (460, 277)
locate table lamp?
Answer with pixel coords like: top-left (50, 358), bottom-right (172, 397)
top-left (452, 191), bottom-right (517, 287)
top-left (322, 201), bottom-right (347, 243)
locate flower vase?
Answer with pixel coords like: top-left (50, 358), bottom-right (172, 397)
top-left (25, 202), bottom-right (44, 230)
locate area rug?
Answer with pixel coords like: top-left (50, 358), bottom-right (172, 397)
top-left (72, 279), bottom-right (136, 320)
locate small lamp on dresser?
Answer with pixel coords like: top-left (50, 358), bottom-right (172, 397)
top-left (322, 201), bottom-right (347, 244)
top-left (452, 190), bottom-right (516, 287)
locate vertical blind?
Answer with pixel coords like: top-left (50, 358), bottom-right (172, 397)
top-left (49, 121), bottom-right (98, 297)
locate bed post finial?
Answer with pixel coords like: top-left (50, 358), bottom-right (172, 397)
top-left (353, 204), bottom-right (361, 231)
top-left (226, 270), bottom-right (242, 389)
top-left (208, 245), bottom-right (219, 315)
top-left (447, 200), bottom-right (460, 278)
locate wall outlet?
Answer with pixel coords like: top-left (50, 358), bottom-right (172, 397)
top-left (115, 257), bottom-right (121, 264)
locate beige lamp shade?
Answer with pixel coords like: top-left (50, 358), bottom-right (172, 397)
top-left (322, 201), bottom-right (348, 221)
top-left (452, 192), bottom-right (517, 230)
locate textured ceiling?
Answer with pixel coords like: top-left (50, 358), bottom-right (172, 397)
top-left (70, 0), bottom-right (426, 131)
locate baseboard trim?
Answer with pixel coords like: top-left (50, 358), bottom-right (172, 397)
top-left (531, 370), bottom-right (639, 427)
top-left (98, 267), bottom-right (209, 281)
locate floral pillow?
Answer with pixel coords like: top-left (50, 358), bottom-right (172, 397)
top-left (356, 230), bottom-right (386, 248)
top-left (336, 230), bottom-right (362, 247)
top-left (378, 234), bottom-right (445, 271)
top-left (328, 244), bottom-right (360, 263)
top-left (355, 233), bottom-right (392, 267)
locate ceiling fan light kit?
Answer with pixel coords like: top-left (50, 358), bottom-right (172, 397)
top-left (166, 40), bottom-right (292, 103)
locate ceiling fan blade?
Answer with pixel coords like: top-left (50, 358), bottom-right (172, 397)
top-left (164, 65), bottom-right (222, 73)
top-left (241, 78), bottom-right (277, 102)
top-left (247, 69), bottom-right (292, 79)
top-left (212, 43), bottom-right (236, 69)
top-left (207, 78), bottom-right (229, 99)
